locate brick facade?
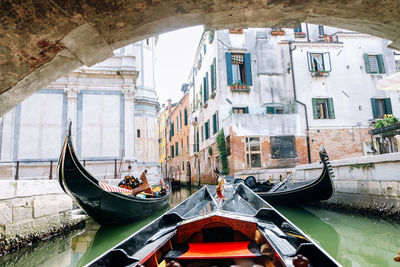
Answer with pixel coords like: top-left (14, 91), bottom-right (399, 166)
top-left (165, 93), bottom-right (191, 184)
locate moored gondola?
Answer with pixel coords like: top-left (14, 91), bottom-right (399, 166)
top-left (86, 184), bottom-right (340, 267)
top-left (236, 149), bottom-right (335, 204)
top-left (57, 124), bottom-right (171, 225)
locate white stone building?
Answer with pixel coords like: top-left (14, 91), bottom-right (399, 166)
top-left (187, 25), bottom-right (399, 183)
top-left (0, 38), bottom-right (160, 180)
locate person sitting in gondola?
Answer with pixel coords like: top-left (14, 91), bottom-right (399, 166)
top-left (132, 169), bottom-right (154, 196)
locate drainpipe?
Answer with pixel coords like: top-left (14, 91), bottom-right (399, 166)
top-left (288, 41), bottom-right (312, 163)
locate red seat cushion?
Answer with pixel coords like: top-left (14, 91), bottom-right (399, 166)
top-left (165, 241), bottom-right (261, 259)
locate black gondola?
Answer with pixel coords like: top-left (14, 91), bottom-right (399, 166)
top-left (240, 148), bottom-right (335, 204)
top-left (86, 184), bottom-right (341, 267)
top-left (57, 125), bottom-right (171, 225)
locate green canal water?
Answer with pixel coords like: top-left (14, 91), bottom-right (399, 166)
top-left (0, 187), bottom-right (399, 267)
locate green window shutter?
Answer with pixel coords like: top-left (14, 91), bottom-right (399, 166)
top-left (244, 53), bottom-right (252, 85)
top-left (312, 98), bottom-right (318, 119)
top-left (213, 58), bottom-right (217, 91)
top-left (206, 72), bottom-right (209, 101)
top-left (244, 107), bottom-right (249, 114)
top-left (363, 54), bottom-right (371, 74)
top-left (176, 142), bottom-right (178, 156)
top-left (213, 113), bottom-right (217, 134)
top-left (201, 126), bottom-right (204, 142)
top-left (327, 98), bottom-right (335, 119)
top-left (226, 52), bottom-right (233, 85)
top-left (211, 63), bottom-right (215, 93)
top-left (384, 98), bottom-right (393, 115)
top-left (203, 76), bottom-right (207, 103)
top-left (266, 107), bottom-right (275, 114)
top-left (371, 98), bottom-right (378, 118)
top-left (377, 54), bottom-right (386, 74)
top-left (172, 145), bottom-right (174, 158)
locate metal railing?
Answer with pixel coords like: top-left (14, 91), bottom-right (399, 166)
top-left (0, 158), bottom-right (121, 180)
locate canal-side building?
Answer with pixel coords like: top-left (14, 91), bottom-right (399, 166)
top-left (158, 104), bottom-right (169, 177)
top-left (0, 38), bottom-right (160, 180)
top-left (187, 25), bottom-right (399, 182)
top-left (165, 92), bottom-right (191, 185)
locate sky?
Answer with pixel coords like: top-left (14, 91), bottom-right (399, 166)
top-left (155, 25), bottom-right (204, 106)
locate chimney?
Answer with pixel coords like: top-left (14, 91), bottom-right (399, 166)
top-left (167, 98), bottom-right (172, 113)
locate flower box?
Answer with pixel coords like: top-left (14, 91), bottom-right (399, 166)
top-left (271, 28), bottom-right (285, 35)
top-left (229, 28), bottom-right (243, 34)
top-left (294, 32), bottom-right (306, 38)
top-left (370, 123), bottom-right (400, 135)
top-left (311, 71), bottom-right (330, 77)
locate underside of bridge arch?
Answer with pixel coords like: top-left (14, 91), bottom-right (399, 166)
top-left (1, 0), bottom-right (400, 116)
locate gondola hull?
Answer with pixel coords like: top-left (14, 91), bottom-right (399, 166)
top-left (86, 184), bottom-right (341, 267)
top-left (251, 150), bottom-right (335, 204)
top-left (58, 132), bottom-right (170, 225)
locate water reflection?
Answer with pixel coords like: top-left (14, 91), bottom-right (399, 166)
top-left (1, 186), bottom-right (399, 267)
top-left (276, 205), bottom-right (400, 267)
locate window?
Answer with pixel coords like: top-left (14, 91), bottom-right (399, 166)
top-left (226, 136), bottom-right (231, 157)
top-left (170, 122), bottom-right (175, 137)
top-left (245, 137), bottom-right (261, 168)
top-left (312, 98), bottom-right (335, 119)
top-left (225, 52), bottom-right (252, 86)
top-left (211, 58), bottom-right (217, 93)
top-left (213, 112), bottom-right (219, 134)
top-left (294, 25), bottom-right (302, 33)
top-left (201, 125), bottom-right (204, 142)
top-left (371, 98), bottom-right (392, 118)
top-left (187, 136), bottom-right (189, 151)
top-left (181, 139), bottom-right (183, 153)
top-left (364, 54), bottom-right (385, 74)
top-left (182, 162), bottom-right (185, 171)
top-left (137, 129), bottom-right (140, 138)
top-left (266, 106), bottom-right (284, 114)
top-left (318, 25), bottom-right (324, 36)
top-left (232, 107), bottom-right (249, 114)
top-left (205, 120), bottom-right (210, 140)
top-left (307, 52), bottom-right (331, 72)
top-left (270, 136), bottom-right (297, 159)
top-left (184, 108), bottom-right (188, 126)
top-left (175, 142), bottom-right (178, 156)
top-left (171, 145), bottom-right (174, 158)
top-left (196, 130), bottom-right (200, 152)
top-left (203, 44), bottom-right (206, 54)
top-left (146, 38), bottom-right (150, 45)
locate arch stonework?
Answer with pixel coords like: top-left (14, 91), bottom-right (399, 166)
top-left (1, 0), bottom-right (400, 116)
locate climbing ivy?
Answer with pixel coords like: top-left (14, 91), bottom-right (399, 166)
top-left (349, 163), bottom-right (375, 171)
top-left (216, 129), bottom-right (229, 174)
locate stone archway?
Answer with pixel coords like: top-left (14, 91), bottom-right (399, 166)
top-left (1, 1), bottom-right (400, 115)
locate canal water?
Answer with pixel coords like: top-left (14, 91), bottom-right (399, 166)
top-left (0, 186), bottom-right (399, 267)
